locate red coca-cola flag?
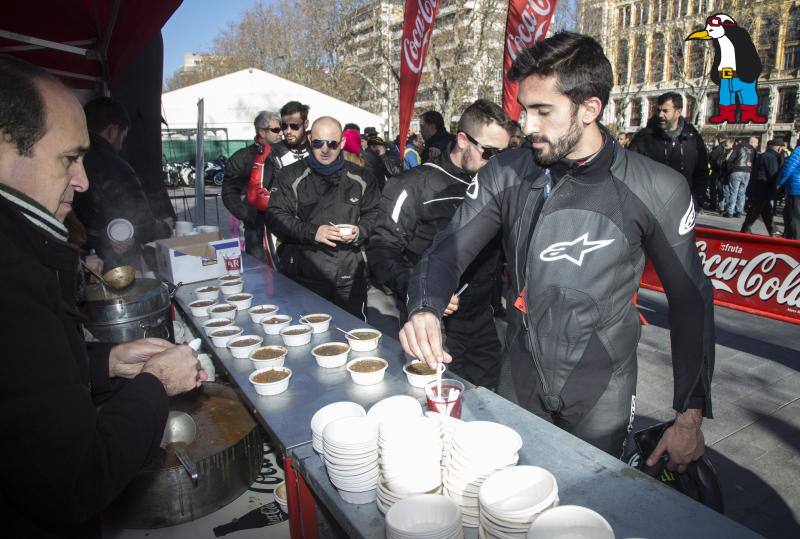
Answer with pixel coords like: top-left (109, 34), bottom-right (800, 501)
top-left (398, 0), bottom-right (441, 154)
top-left (502, 0), bottom-right (559, 120)
top-left (641, 227), bottom-right (800, 325)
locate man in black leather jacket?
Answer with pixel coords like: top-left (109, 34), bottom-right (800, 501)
top-left (400, 33), bottom-right (714, 469)
top-left (368, 99), bottom-right (513, 389)
top-left (420, 110), bottom-right (455, 163)
top-left (266, 117), bottom-right (379, 319)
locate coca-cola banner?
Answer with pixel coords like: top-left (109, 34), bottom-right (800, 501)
top-left (398, 0), bottom-right (441, 154)
top-left (641, 227), bottom-right (800, 325)
top-left (502, 0), bottom-right (558, 120)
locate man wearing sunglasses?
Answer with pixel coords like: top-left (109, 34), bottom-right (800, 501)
top-left (400, 33), bottom-right (714, 473)
top-left (368, 99), bottom-right (513, 389)
top-left (266, 117), bottom-right (379, 319)
top-left (222, 110), bottom-right (282, 261)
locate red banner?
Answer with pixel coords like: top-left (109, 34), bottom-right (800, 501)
top-left (641, 227), bottom-right (800, 325)
top-left (502, 0), bottom-right (558, 120)
top-left (398, 0), bottom-right (441, 154)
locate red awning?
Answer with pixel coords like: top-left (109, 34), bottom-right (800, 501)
top-left (0, 0), bottom-right (182, 89)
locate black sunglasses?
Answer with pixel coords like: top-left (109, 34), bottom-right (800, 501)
top-left (310, 139), bottom-right (341, 150)
top-left (266, 127), bottom-right (282, 134)
top-left (280, 122), bottom-right (303, 131)
top-left (461, 131), bottom-right (504, 160)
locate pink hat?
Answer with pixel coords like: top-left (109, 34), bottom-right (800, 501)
top-left (341, 129), bottom-right (362, 154)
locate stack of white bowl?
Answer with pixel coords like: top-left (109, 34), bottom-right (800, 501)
top-left (478, 466), bottom-right (559, 539)
top-left (366, 395), bottom-right (423, 426)
top-left (386, 494), bottom-right (464, 539)
top-left (425, 411), bottom-right (464, 467)
top-left (377, 416), bottom-right (443, 514)
top-left (310, 401), bottom-right (366, 455)
top-left (525, 505), bottom-right (614, 539)
top-left (322, 416), bottom-right (380, 504)
top-left (442, 421), bottom-right (522, 527)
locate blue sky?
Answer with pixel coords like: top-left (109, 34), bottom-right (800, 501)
top-left (162, 0), bottom-right (258, 77)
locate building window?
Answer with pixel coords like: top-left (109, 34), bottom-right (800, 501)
top-left (689, 41), bottom-right (705, 79)
top-left (757, 88), bottom-right (770, 119)
top-left (787, 6), bottom-right (800, 42)
top-left (686, 95), bottom-right (697, 124)
top-left (706, 92), bottom-right (720, 123)
top-left (631, 98), bottom-right (643, 127)
top-left (617, 39), bottom-right (630, 85)
top-left (777, 87), bottom-right (798, 123)
top-left (651, 33), bottom-right (665, 82)
top-left (785, 44), bottom-right (800, 70)
top-left (642, 1), bottom-right (650, 24)
top-left (659, 0), bottom-right (668, 22)
top-left (614, 98), bottom-right (625, 124)
top-left (670, 32), bottom-right (685, 81)
top-left (648, 97), bottom-right (659, 120)
top-left (633, 39), bottom-right (646, 84)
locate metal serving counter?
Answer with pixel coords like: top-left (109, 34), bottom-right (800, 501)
top-left (173, 256), bottom-right (471, 454)
top-left (291, 387), bottom-right (760, 539)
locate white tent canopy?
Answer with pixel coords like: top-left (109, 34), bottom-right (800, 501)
top-left (161, 68), bottom-right (384, 140)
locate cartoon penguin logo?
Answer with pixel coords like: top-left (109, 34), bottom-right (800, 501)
top-left (687, 14), bottom-right (765, 124)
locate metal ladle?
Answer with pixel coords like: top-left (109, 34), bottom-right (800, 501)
top-left (161, 411), bottom-right (199, 485)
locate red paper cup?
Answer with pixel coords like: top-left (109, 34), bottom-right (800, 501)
top-left (223, 254), bottom-right (242, 274)
top-left (425, 379), bottom-right (465, 419)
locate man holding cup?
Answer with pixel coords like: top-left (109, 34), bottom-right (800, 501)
top-left (266, 117), bottom-right (379, 319)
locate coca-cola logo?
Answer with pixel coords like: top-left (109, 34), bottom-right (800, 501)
top-left (696, 241), bottom-right (800, 309)
top-left (403, 0), bottom-right (438, 74)
top-left (506, 0), bottom-right (555, 62)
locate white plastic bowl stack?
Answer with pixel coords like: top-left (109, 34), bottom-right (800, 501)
top-left (478, 466), bottom-right (559, 539)
top-left (442, 421), bottom-right (522, 528)
top-left (322, 416), bottom-right (380, 504)
top-left (377, 417), bottom-right (443, 513)
top-left (366, 395), bottom-right (423, 427)
top-left (385, 494), bottom-right (464, 539)
top-left (525, 505), bottom-right (614, 539)
top-left (425, 412), bottom-right (464, 467)
top-left (310, 401), bottom-right (367, 455)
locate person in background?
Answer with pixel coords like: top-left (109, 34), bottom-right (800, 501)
top-left (0, 54), bottom-right (204, 538)
top-left (615, 131), bottom-right (630, 148)
top-left (221, 110), bottom-right (281, 261)
top-left (723, 136), bottom-right (758, 218)
top-left (364, 135), bottom-right (394, 190)
top-left (73, 97), bottom-right (170, 270)
top-left (419, 110), bottom-right (455, 162)
top-left (629, 92), bottom-right (709, 211)
top-left (777, 136), bottom-right (800, 240)
top-left (509, 121), bottom-right (524, 149)
top-left (707, 135), bottom-right (733, 213)
top-left (368, 99), bottom-right (512, 389)
top-left (404, 133), bottom-right (422, 170)
top-left (741, 139), bottom-right (782, 236)
top-left (342, 127), bottom-right (364, 166)
top-left (266, 117), bottom-right (380, 319)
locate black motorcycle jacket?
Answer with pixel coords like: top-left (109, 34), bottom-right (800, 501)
top-left (222, 144), bottom-right (259, 224)
top-left (407, 131), bottom-right (714, 418)
top-left (368, 146), bottom-right (500, 316)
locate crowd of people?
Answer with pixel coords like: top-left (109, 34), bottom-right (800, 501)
top-left (0, 25), bottom-right (797, 537)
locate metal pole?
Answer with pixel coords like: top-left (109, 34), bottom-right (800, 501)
top-left (195, 98), bottom-right (206, 225)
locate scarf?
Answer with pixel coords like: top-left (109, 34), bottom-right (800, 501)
top-left (306, 150), bottom-right (345, 177)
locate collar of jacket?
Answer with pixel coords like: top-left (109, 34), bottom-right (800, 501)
top-left (88, 131), bottom-right (118, 155)
top-left (431, 141), bottom-right (473, 183)
top-left (548, 126), bottom-right (616, 184)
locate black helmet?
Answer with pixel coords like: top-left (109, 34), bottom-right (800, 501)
top-left (625, 421), bottom-right (724, 513)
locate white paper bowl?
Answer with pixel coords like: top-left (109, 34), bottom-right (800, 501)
top-left (249, 367), bottom-right (292, 396)
top-left (310, 402), bottom-right (367, 451)
top-left (346, 357), bottom-right (388, 385)
top-left (402, 360), bottom-right (442, 388)
top-left (210, 326), bottom-right (242, 347)
top-left (194, 285), bottom-right (220, 302)
top-left (385, 494), bottom-right (461, 536)
top-left (220, 280), bottom-right (244, 295)
top-left (226, 293), bottom-right (253, 311)
top-left (249, 345), bottom-right (287, 370)
top-left (261, 314), bottom-right (292, 335)
top-left (207, 303), bottom-right (237, 320)
top-left (274, 481), bottom-right (288, 514)
top-left (203, 318), bottom-right (234, 336)
top-left (311, 342), bottom-right (350, 368)
top-left (107, 217), bottom-right (134, 242)
top-left (335, 224), bottom-right (356, 239)
top-left (188, 299), bottom-right (216, 318)
top-left (344, 328), bottom-right (381, 352)
top-left (248, 304), bottom-right (279, 323)
top-left (299, 313), bottom-right (332, 333)
top-left (526, 505), bottom-right (614, 539)
top-left (227, 334), bottom-right (263, 359)
top-left (280, 324), bottom-right (313, 347)
top-left (218, 274), bottom-right (243, 285)
top-left (480, 466), bottom-right (558, 519)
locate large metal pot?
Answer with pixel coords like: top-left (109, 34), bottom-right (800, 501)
top-left (82, 278), bottom-right (174, 342)
top-left (108, 383), bottom-right (263, 528)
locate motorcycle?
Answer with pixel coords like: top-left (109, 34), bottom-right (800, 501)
top-left (204, 155), bottom-right (227, 186)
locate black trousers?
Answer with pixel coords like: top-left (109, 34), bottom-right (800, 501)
top-left (784, 195), bottom-right (800, 240)
top-left (243, 224), bottom-right (266, 262)
top-left (443, 306), bottom-right (502, 390)
top-left (741, 198), bottom-right (774, 235)
top-left (291, 276), bottom-right (368, 321)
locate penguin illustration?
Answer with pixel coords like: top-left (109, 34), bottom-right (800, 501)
top-left (687, 13), bottom-right (765, 124)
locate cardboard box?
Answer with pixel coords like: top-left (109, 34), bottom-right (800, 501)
top-left (154, 232), bottom-right (242, 284)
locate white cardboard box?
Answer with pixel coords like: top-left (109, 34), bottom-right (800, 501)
top-left (154, 233), bottom-right (242, 284)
